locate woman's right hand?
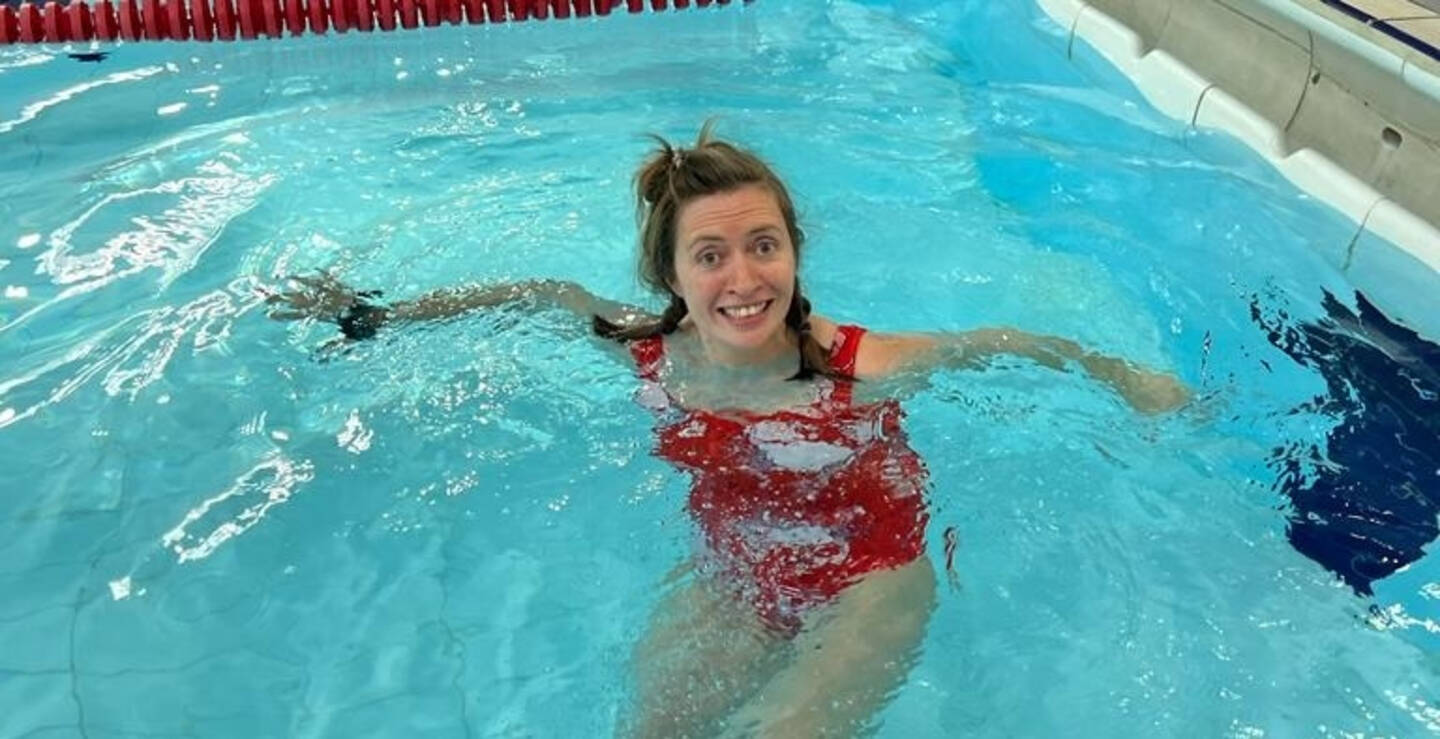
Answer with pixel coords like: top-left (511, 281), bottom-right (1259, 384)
top-left (262, 272), bottom-right (359, 322)
top-left (1113, 366), bottom-right (1191, 415)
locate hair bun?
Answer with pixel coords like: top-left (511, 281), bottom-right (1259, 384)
top-left (637, 148), bottom-right (674, 205)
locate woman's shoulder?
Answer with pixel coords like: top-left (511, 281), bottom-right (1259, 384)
top-left (811, 315), bottom-right (937, 379)
top-left (810, 316), bottom-right (871, 376)
top-left (807, 314), bottom-right (845, 353)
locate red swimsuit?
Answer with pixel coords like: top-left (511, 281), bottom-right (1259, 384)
top-left (631, 325), bottom-right (929, 632)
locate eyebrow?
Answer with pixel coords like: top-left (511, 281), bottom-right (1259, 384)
top-left (686, 225), bottom-right (783, 251)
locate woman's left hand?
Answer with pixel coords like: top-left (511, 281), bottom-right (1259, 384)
top-left (262, 272), bottom-right (358, 322)
top-left (1116, 368), bottom-right (1191, 414)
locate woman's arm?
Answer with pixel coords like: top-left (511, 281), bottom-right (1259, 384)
top-left (388, 279), bottom-right (643, 323)
top-left (265, 272), bottom-right (648, 336)
top-left (824, 318), bottom-right (1189, 414)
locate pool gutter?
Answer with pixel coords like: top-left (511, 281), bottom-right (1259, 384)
top-left (1036, 0), bottom-right (1440, 338)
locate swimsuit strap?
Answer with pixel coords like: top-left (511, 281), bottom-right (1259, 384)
top-left (630, 335), bottom-right (665, 381)
top-left (828, 324), bottom-right (866, 377)
top-left (827, 324), bottom-right (866, 407)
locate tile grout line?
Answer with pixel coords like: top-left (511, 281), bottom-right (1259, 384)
top-left (65, 521), bottom-right (128, 738)
top-left (1190, 84), bottom-right (1219, 127)
top-left (1343, 196), bottom-right (1386, 270)
top-left (439, 530), bottom-right (474, 739)
top-left (68, 578), bottom-right (92, 739)
top-left (1066, 2), bottom-right (1090, 61)
top-left (1282, 30), bottom-right (1319, 135)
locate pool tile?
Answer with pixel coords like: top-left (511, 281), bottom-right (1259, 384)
top-left (1347, 0), bottom-right (1440, 19)
top-left (77, 657), bottom-right (306, 737)
top-left (310, 690), bottom-right (464, 737)
top-left (0, 562), bottom-right (85, 618)
top-left (1389, 17), bottom-right (1440, 45)
top-left (0, 672), bottom-right (78, 738)
top-left (0, 605), bottom-right (72, 671)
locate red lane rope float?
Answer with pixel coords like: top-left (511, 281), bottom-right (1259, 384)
top-left (0, 7), bottom-right (18, 44)
top-left (213, 0), bottom-right (236, 39)
top-left (1, 0), bottom-right (748, 42)
top-left (92, 0), bottom-right (117, 40)
top-left (67, 0), bottom-right (96, 40)
top-left (43, 1), bottom-right (69, 42)
top-left (190, 0), bottom-right (214, 40)
top-left (18, 2), bottom-right (41, 42)
top-left (117, 0), bottom-right (140, 40)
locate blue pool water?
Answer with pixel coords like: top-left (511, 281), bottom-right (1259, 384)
top-left (3, 1), bottom-right (1439, 736)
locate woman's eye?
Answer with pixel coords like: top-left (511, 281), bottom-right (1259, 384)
top-left (698, 251), bottom-right (721, 267)
top-left (755, 239), bottom-right (778, 255)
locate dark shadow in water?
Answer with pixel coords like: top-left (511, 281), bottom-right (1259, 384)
top-left (1254, 290), bottom-right (1440, 596)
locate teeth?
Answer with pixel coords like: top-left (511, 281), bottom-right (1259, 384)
top-left (722, 301), bottom-right (766, 319)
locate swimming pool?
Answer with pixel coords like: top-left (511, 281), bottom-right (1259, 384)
top-left (3, 1), bottom-right (1439, 736)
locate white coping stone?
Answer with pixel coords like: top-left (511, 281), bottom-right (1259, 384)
top-left (1303, 3), bottom-right (1440, 140)
top-left (1276, 149), bottom-right (1384, 232)
top-left (1255, 0), bottom-right (1435, 105)
top-left (1347, 200), bottom-right (1440, 339)
top-left (1035, 0), bottom-right (1087, 41)
top-left (1363, 199), bottom-right (1440, 274)
top-left (1318, 15), bottom-right (1406, 78)
top-left (1036, 0), bottom-right (1440, 333)
top-left (1191, 88), bottom-right (1384, 235)
top-left (1403, 57), bottom-right (1440, 102)
top-left (1074, 7), bottom-right (1210, 121)
top-left (1193, 86), bottom-right (1287, 160)
top-left (1268, 0), bottom-right (1440, 140)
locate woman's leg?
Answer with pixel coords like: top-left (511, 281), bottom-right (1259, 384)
top-left (620, 574), bottom-right (793, 739)
top-left (723, 557), bottom-right (937, 738)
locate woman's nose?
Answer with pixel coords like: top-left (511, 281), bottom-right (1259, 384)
top-left (726, 254), bottom-right (763, 292)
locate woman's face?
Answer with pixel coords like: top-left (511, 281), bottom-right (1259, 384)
top-left (669, 184), bottom-right (797, 365)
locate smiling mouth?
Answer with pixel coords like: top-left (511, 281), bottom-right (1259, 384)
top-left (718, 300), bottom-right (773, 320)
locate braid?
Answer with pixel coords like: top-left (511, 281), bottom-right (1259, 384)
top-left (785, 285), bottom-right (813, 380)
top-left (786, 280), bottom-right (845, 381)
top-left (657, 293), bottom-right (687, 334)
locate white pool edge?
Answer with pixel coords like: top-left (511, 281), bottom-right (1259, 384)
top-left (1035, 0), bottom-right (1440, 340)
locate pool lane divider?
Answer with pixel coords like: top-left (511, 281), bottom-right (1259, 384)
top-left (0, 0), bottom-right (749, 43)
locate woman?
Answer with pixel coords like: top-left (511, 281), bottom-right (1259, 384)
top-left (268, 124), bottom-right (1187, 737)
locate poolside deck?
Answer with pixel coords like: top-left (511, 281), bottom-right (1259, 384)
top-left (1330, 0), bottom-right (1440, 59)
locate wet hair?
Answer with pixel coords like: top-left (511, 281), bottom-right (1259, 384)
top-left (593, 122), bottom-right (842, 380)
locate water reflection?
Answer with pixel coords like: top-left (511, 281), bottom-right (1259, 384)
top-left (1257, 291), bottom-right (1440, 595)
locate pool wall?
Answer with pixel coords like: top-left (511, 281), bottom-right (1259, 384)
top-left (1036, 0), bottom-right (1440, 339)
